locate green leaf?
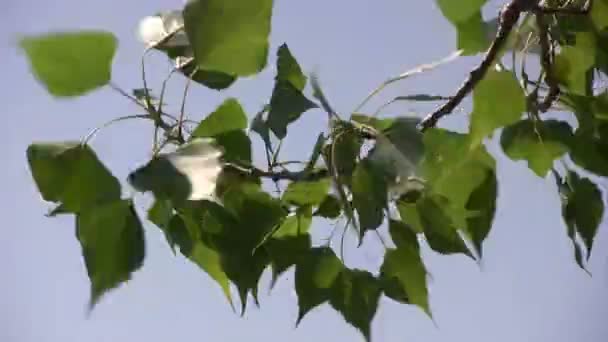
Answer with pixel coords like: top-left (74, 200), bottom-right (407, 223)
top-left (397, 201), bottom-right (424, 234)
top-left (188, 238), bottom-right (234, 306)
top-left (265, 206), bottom-right (312, 285)
top-left (324, 127), bottom-right (363, 182)
top-left (20, 31), bottom-right (116, 97)
top-left (465, 168), bottom-right (497, 258)
top-left (191, 98), bottom-right (248, 138)
top-left (591, 0), bottom-right (608, 30)
top-left (305, 133), bottom-right (326, 171)
top-left (329, 269), bottom-right (381, 342)
top-left (148, 199), bottom-right (176, 253)
top-left (553, 32), bottom-right (596, 95)
top-left (183, 0), bottom-right (273, 76)
top-left (180, 63), bottom-right (237, 90)
top-left (570, 123), bottom-right (608, 177)
top-left (276, 43), bottom-right (307, 90)
top-left (27, 142), bottom-right (121, 212)
top-left (368, 117), bottom-right (424, 188)
top-left (561, 172), bottom-right (604, 265)
top-left (435, 0), bottom-right (487, 24)
top-left (421, 129), bottom-right (496, 256)
top-left (435, 0), bottom-right (488, 55)
top-left (76, 200), bottom-right (145, 308)
top-left (351, 114), bottom-right (395, 131)
top-left (500, 120), bottom-right (574, 177)
top-left (382, 220), bottom-right (430, 316)
top-left (455, 12), bottom-right (491, 55)
top-left (214, 184), bottom-right (287, 311)
top-left (314, 195), bottom-right (342, 219)
top-left (295, 247), bottom-right (344, 324)
top-left (267, 81), bottom-right (318, 139)
top-left (470, 69), bottom-right (526, 145)
top-left (283, 178), bottom-right (331, 206)
top-left (416, 195), bottom-right (473, 258)
top-left (214, 130), bottom-right (252, 164)
top-left (351, 160), bottom-right (387, 237)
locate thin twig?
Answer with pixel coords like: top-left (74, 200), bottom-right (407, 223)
top-left (419, 0), bottom-right (592, 131)
top-left (81, 115), bottom-right (151, 144)
top-left (354, 50), bottom-right (463, 113)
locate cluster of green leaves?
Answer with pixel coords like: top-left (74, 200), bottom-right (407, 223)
top-left (19, 0), bottom-right (608, 341)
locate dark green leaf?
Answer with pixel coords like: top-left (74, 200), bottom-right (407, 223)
top-left (470, 69), bottom-right (526, 145)
top-left (20, 31), bottom-right (116, 96)
top-left (315, 195), bottom-right (342, 219)
top-left (500, 120), bottom-right (573, 177)
top-left (561, 171), bottom-right (604, 264)
top-left (305, 133), bottom-right (326, 171)
top-left (570, 125), bottom-right (608, 177)
top-left (368, 117), bottom-right (424, 187)
top-left (276, 43), bottom-right (307, 90)
top-left (215, 184), bottom-right (287, 311)
top-left (351, 114), bottom-right (395, 132)
top-left (416, 195), bottom-right (473, 258)
top-left (214, 130), bottom-right (252, 164)
top-left (267, 81), bottom-right (318, 139)
top-left (76, 200), bottom-right (145, 308)
top-left (283, 178), bottom-right (331, 206)
top-left (27, 142), bottom-right (121, 212)
top-left (324, 127), bottom-right (362, 182)
top-left (382, 222), bottom-right (430, 316)
top-left (295, 247), bottom-right (343, 324)
top-left (179, 62), bottom-right (237, 90)
top-left (191, 98), bottom-right (248, 138)
top-left (465, 168), bottom-right (497, 258)
top-left (352, 160), bottom-right (387, 237)
top-left (265, 206), bottom-right (312, 285)
top-left (553, 32), bottom-right (597, 95)
top-left (148, 199), bottom-right (176, 253)
top-left (329, 269), bottom-right (381, 342)
top-left (188, 238), bottom-right (233, 306)
top-left (183, 0), bottom-right (273, 76)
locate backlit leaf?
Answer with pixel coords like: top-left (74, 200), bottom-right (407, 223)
top-left (183, 0), bottom-right (273, 76)
top-left (20, 31), bottom-right (116, 96)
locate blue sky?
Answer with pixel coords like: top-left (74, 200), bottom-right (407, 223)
top-left (2, 0), bottom-right (608, 341)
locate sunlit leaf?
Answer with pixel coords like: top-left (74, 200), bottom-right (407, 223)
top-left (76, 200), bottom-right (145, 308)
top-left (421, 129), bottom-right (496, 256)
top-left (283, 178), bottom-right (331, 206)
top-left (191, 98), bottom-right (248, 138)
top-left (20, 31), bottom-right (116, 97)
top-left (183, 0), bottom-right (273, 76)
top-left (470, 69), bottom-right (526, 145)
